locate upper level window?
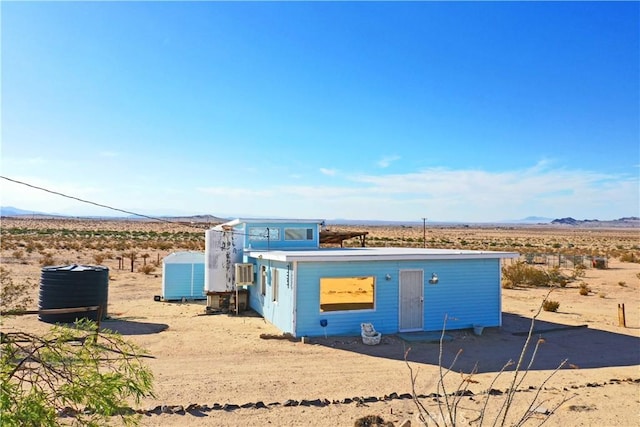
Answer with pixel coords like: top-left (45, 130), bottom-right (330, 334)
top-left (284, 228), bottom-right (314, 241)
top-left (249, 227), bottom-right (280, 241)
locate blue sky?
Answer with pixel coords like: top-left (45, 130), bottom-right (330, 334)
top-left (2, 1), bottom-right (638, 222)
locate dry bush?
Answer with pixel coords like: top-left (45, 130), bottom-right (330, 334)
top-left (502, 262), bottom-right (569, 288)
top-left (138, 264), bottom-right (156, 275)
top-left (152, 241), bottom-right (174, 251)
top-left (571, 263), bottom-right (587, 279)
top-left (579, 283), bottom-right (591, 296)
top-left (12, 250), bottom-right (25, 262)
top-left (0, 239), bottom-right (16, 251)
top-left (542, 300), bottom-right (560, 312)
top-left (407, 293), bottom-right (571, 426)
top-left (354, 415), bottom-right (394, 426)
top-left (619, 252), bottom-right (639, 263)
top-left (25, 241), bottom-right (36, 253)
top-left (0, 267), bottom-right (34, 314)
top-left (547, 266), bottom-right (569, 287)
top-left (93, 253), bottom-right (107, 265)
top-left (39, 252), bottom-right (55, 267)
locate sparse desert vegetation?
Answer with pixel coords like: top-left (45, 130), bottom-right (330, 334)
top-left (0, 217), bottom-right (638, 426)
top-left (542, 300), bottom-right (560, 312)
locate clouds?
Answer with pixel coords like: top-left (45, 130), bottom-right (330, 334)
top-left (2, 157), bottom-right (637, 222)
top-left (319, 168), bottom-right (337, 176)
top-left (377, 155), bottom-right (401, 168)
top-left (189, 162), bottom-right (638, 221)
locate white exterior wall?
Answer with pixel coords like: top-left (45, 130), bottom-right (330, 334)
top-left (205, 227), bottom-right (243, 292)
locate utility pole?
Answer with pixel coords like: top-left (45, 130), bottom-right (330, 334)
top-left (422, 217), bottom-right (427, 248)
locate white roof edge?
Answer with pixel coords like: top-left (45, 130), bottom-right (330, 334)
top-left (222, 218), bottom-right (325, 227)
top-left (248, 251), bottom-right (520, 262)
top-left (163, 251), bottom-right (205, 262)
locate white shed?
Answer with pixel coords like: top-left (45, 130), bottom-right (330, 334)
top-left (162, 251), bottom-right (205, 301)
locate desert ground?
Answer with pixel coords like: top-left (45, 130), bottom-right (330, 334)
top-left (1, 218), bottom-right (639, 426)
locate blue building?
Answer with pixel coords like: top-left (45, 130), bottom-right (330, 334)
top-left (162, 251), bottom-right (206, 301)
top-left (204, 219), bottom-right (518, 338)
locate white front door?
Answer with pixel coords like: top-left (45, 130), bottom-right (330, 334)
top-left (399, 270), bottom-right (424, 331)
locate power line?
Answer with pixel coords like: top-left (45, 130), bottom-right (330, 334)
top-left (1, 175), bottom-right (279, 241)
top-left (0, 175), bottom-right (214, 231)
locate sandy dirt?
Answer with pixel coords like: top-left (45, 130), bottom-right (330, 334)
top-left (1, 219), bottom-right (638, 426)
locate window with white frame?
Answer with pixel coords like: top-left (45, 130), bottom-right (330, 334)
top-left (320, 276), bottom-right (375, 312)
top-left (284, 227), bottom-right (314, 241)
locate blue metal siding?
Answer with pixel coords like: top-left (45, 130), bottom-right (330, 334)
top-left (295, 261), bottom-right (400, 337)
top-left (294, 259), bottom-right (501, 337)
top-left (162, 263), bottom-right (205, 300)
top-left (235, 222), bottom-right (319, 250)
top-left (248, 259), bottom-right (294, 333)
top-left (421, 259), bottom-right (501, 331)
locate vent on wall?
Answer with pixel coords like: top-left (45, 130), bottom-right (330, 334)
top-left (235, 263), bottom-right (254, 285)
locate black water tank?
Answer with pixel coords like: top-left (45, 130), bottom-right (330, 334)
top-left (39, 264), bottom-right (109, 323)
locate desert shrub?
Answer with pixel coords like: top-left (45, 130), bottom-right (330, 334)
top-left (354, 415), bottom-right (394, 427)
top-left (0, 267), bottom-right (34, 314)
top-left (571, 263), bottom-right (586, 279)
top-left (0, 239), bottom-right (16, 251)
top-left (11, 250), bottom-right (25, 261)
top-left (114, 241), bottom-right (130, 251)
top-left (66, 241), bottom-right (81, 251)
top-left (407, 294), bottom-right (570, 426)
top-left (39, 252), bottom-right (55, 267)
top-left (547, 266), bottom-right (570, 287)
top-left (138, 264), bottom-right (156, 275)
top-left (542, 300), bottom-right (560, 312)
top-left (93, 253), bottom-right (107, 265)
top-left (578, 283), bottom-right (591, 296)
top-left (502, 261), bottom-right (561, 288)
top-left (619, 252), bottom-right (640, 263)
top-left (618, 281), bottom-right (626, 287)
top-left (154, 241), bottom-right (174, 251)
top-left (502, 261), bottom-right (530, 288)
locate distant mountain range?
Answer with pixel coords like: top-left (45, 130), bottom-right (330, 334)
top-left (550, 217), bottom-right (640, 227)
top-left (0, 206), bottom-right (228, 223)
top-left (501, 216), bottom-right (554, 224)
top-left (1, 206), bottom-right (637, 227)
top-left (0, 206), bottom-right (60, 217)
